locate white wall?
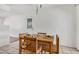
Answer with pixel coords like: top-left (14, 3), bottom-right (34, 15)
top-left (76, 5), bottom-right (79, 50)
top-left (3, 5), bottom-right (77, 48)
top-left (0, 17), bottom-right (9, 47)
top-left (4, 5), bottom-right (36, 37)
top-left (34, 5), bottom-right (76, 47)
top-left (4, 15), bottom-right (27, 37)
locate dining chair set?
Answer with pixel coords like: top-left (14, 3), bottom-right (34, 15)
top-left (19, 32), bottom-right (59, 54)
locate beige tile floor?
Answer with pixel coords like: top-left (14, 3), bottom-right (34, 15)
top-left (0, 41), bottom-right (79, 54)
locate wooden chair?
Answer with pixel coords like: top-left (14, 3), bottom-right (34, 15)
top-left (38, 41), bottom-right (52, 54)
top-left (52, 34), bottom-right (59, 54)
top-left (19, 33), bottom-right (26, 54)
top-left (19, 34), bottom-right (42, 54)
top-left (38, 35), bottom-right (54, 54)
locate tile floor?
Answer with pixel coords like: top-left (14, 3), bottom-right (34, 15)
top-left (0, 41), bottom-right (79, 54)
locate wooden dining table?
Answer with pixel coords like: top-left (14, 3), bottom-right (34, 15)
top-left (19, 33), bottom-right (54, 54)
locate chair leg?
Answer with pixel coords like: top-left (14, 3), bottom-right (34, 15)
top-left (19, 48), bottom-right (23, 54)
top-left (56, 52), bottom-right (59, 54)
top-left (19, 49), bottom-right (22, 54)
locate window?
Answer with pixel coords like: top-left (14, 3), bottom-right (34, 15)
top-left (27, 18), bottom-right (32, 29)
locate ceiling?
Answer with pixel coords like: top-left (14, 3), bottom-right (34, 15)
top-left (0, 4), bottom-right (75, 18)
